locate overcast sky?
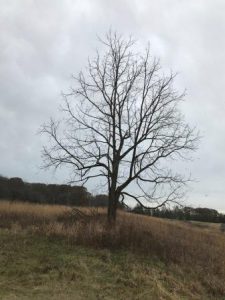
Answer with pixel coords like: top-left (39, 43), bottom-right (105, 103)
top-left (1, 0), bottom-right (225, 211)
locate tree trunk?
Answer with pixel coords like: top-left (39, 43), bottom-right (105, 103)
top-left (108, 160), bottom-right (119, 223)
top-left (107, 190), bottom-right (118, 223)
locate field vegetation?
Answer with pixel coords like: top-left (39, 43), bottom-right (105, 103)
top-left (0, 200), bottom-right (225, 299)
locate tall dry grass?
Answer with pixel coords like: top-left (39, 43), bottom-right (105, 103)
top-left (0, 200), bottom-right (225, 296)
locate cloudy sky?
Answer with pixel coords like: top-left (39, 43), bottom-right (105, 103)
top-left (1, 0), bottom-right (225, 210)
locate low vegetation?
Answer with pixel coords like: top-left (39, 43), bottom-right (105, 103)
top-left (0, 200), bottom-right (225, 299)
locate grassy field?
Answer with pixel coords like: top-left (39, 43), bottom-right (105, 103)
top-left (0, 201), bottom-right (225, 299)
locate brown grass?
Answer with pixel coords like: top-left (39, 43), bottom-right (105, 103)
top-left (0, 200), bottom-right (225, 297)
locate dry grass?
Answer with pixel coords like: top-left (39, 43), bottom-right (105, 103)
top-left (0, 200), bottom-right (225, 297)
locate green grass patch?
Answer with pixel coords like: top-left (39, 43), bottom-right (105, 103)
top-left (0, 229), bottom-right (221, 300)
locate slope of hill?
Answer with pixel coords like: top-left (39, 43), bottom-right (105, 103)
top-left (0, 201), bottom-right (224, 299)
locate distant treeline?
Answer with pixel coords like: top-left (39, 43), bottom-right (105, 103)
top-left (0, 176), bottom-right (108, 207)
top-left (1, 175), bottom-right (224, 223)
top-left (132, 204), bottom-right (225, 223)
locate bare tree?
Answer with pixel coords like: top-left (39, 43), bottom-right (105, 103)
top-left (42, 31), bottom-right (198, 223)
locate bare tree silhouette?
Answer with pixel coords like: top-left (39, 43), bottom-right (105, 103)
top-left (42, 31), bottom-right (199, 222)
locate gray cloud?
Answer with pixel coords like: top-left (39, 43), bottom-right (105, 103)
top-left (0, 0), bottom-right (225, 210)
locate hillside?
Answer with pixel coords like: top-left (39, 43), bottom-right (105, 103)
top-left (0, 201), bottom-right (225, 299)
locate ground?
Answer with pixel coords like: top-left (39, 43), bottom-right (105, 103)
top-left (0, 201), bottom-right (224, 299)
top-left (0, 229), bottom-right (222, 300)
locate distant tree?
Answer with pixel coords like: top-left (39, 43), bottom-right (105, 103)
top-left (0, 175), bottom-right (11, 199)
top-left (69, 186), bottom-right (89, 206)
top-left (42, 31), bottom-right (199, 223)
top-left (133, 204), bottom-right (144, 214)
top-left (9, 177), bottom-right (25, 200)
top-left (91, 194), bottom-right (109, 207)
top-left (194, 207), bottom-right (219, 222)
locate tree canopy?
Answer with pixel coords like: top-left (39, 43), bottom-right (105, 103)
top-left (42, 31), bottom-right (199, 222)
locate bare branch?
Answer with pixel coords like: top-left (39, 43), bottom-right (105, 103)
top-left (41, 31), bottom-right (199, 222)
